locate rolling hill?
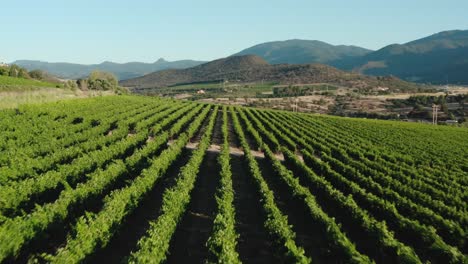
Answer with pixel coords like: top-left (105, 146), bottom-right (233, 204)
top-left (14, 30), bottom-right (468, 84)
top-left (13, 58), bottom-right (205, 80)
top-left (340, 30), bottom-right (468, 84)
top-left (233, 39), bottom-right (372, 64)
top-left (120, 55), bottom-right (420, 91)
top-left (233, 30), bottom-right (468, 84)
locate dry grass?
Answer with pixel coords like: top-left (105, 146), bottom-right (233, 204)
top-left (0, 88), bottom-right (114, 109)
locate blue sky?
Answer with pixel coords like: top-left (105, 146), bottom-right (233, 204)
top-left (1, 0), bottom-right (467, 64)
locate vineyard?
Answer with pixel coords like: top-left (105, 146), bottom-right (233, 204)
top-left (0, 95), bottom-right (466, 264)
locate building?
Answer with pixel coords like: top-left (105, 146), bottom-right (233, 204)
top-left (375, 86), bottom-right (389, 92)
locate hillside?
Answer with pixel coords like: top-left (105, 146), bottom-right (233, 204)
top-left (13, 30), bottom-right (468, 84)
top-left (0, 75), bottom-right (60, 90)
top-left (13, 58), bottom-right (205, 80)
top-left (342, 30), bottom-right (468, 84)
top-left (233, 39), bottom-right (372, 64)
top-left (0, 75), bottom-right (103, 109)
top-left (230, 30), bottom-right (468, 84)
top-left (120, 55), bottom-right (420, 91)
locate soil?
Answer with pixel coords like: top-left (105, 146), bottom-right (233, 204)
top-left (256, 157), bottom-right (345, 263)
top-left (296, 154), bottom-right (396, 264)
top-left (165, 151), bottom-right (220, 263)
top-left (227, 113), bottom-right (241, 148)
top-left (230, 154), bottom-right (282, 263)
top-left (87, 149), bottom-right (193, 264)
top-left (190, 107), bottom-right (214, 142)
top-left (210, 109), bottom-right (224, 146)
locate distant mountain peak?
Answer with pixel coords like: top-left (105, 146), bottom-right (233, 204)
top-left (155, 58), bottom-right (167, 63)
top-left (346, 29), bottom-right (468, 84)
top-left (430, 29), bottom-right (466, 38)
top-left (120, 54), bottom-right (416, 91)
top-left (233, 39), bottom-right (372, 65)
top-left (405, 29), bottom-right (468, 46)
top-left (13, 58), bottom-right (205, 80)
top-left (219, 55), bottom-right (269, 67)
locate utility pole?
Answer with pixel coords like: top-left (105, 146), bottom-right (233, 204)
top-left (294, 86), bottom-right (299, 112)
top-left (326, 67), bottom-right (329, 92)
top-left (432, 104), bottom-right (439, 125)
top-left (432, 104), bottom-right (435, 125)
top-left (295, 97), bottom-right (298, 112)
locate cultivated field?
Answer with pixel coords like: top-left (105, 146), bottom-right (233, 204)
top-left (0, 96), bottom-right (466, 263)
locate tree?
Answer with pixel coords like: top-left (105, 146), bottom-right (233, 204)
top-left (448, 112), bottom-right (456, 120)
top-left (65, 80), bottom-right (78, 90)
top-left (0, 67), bottom-right (8, 76)
top-left (87, 71), bottom-right (118, 90)
top-left (414, 104), bottom-right (424, 111)
top-left (29, 70), bottom-right (45, 80)
top-left (8, 65), bottom-right (21, 77)
top-left (18, 68), bottom-right (30, 79)
top-left (77, 79), bottom-right (88, 90)
top-left (440, 103), bottom-right (448, 114)
top-left (89, 70), bottom-right (118, 85)
top-left (455, 94), bottom-right (465, 110)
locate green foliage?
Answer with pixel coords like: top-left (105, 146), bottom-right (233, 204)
top-left (87, 70), bottom-right (118, 90)
top-left (0, 75), bottom-right (61, 90)
top-left (49, 104), bottom-right (210, 263)
top-left (0, 67), bottom-right (8, 76)
top-left (28, 69), bottom-right (45, 80)
top-left (261, 110), bottom-right (467, 263)
top-left (0, 64), bottom-right (64, 92)
top-left (129, 105), bottom-right (218, 263)
top-left (8, 64), bottom-right (21, 77)
top-left (231, 107), bottom-right (311, 263)
top-left (0, 95), bottom-right (466, 263)
top-left (206, 106), bottom-right (241, 264)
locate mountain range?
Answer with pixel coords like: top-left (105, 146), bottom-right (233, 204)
top-left (11, 29), bottom-right (468, 84)
top-left (12, 59), bottom-right (205, 80)
top-left (234, 30), bottom-right (468, 84)
top-left (120, 55), bottom-right (419, 92)
top-left (338, 30), bottom-right (468, 84)
top-left (233, 39), bottom-right (372, 65)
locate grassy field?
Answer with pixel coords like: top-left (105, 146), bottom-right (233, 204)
top-left (0, 88), bottom-right (116, 109)
top-left (0, 75), bottom-right (115, 109)
top-left (0, 75), bottom-right (62, 91)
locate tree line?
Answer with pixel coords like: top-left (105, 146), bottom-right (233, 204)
top-left (1, 64), bottom-right (124, 92)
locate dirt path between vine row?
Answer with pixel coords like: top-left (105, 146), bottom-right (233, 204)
top-left (167, 141), bottom-right (305, 162)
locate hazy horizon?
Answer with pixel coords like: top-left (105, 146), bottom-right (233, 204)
top-left (2, 0), bottom-right (468, 64)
